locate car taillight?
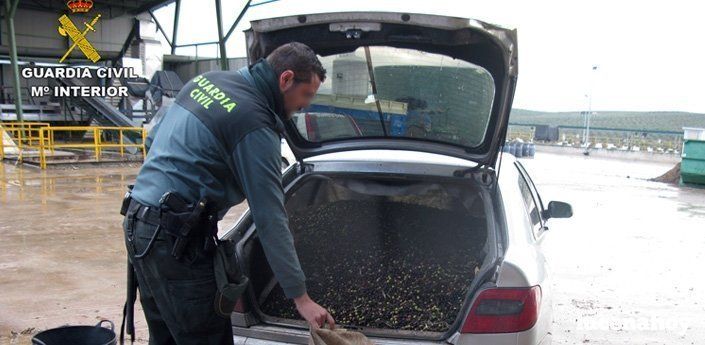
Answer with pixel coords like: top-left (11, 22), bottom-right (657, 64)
top-left (461, 286), bottom-right (541, 334)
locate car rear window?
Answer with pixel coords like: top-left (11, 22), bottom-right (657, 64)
top-left (290, 46), bottom-right (495, 148)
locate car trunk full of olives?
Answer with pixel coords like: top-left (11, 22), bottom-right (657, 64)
top-left (238, 173), bottom-right (494, 338)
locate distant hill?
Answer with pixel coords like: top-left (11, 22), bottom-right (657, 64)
top-left (509, 109), bottom-right (705, 132)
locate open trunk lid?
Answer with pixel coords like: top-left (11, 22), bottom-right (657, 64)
top-left (245, 12), bottom-right (518, 167)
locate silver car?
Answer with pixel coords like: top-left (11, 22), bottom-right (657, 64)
top-left (223, 11), bottom-right (572, 345)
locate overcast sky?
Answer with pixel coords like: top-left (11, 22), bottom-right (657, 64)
top-left (153, 0), bottom-right (705, 113)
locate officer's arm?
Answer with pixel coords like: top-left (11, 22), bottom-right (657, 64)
top-left (232, 127), bottom-right (307, 299)
top-left (144, 103), bottom-right (171, 153)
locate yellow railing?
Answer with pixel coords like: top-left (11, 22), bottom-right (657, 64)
top-left (1, 122), bottom-right (54, 160)
top-left (2, 123), bottom-right (146, 168)
top-left (0, 126), bottom-right (5, 161)
top-left (37, 126), bottom-right (146, 169)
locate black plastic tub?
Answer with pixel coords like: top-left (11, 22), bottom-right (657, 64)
top-left (31, 320), bottom-right (116, 345)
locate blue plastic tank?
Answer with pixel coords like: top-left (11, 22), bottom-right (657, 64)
top-left (514, 142), bottom-right (524, 157)
top-left (521, 143), bottom-right (529, 157)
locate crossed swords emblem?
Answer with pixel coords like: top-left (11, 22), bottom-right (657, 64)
top-left (58, 13), bottom-right (102, 63)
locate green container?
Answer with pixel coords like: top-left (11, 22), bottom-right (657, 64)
top-left (681, 139), bottom-right (705, 185)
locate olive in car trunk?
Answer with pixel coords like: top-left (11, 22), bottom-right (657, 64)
top-left (241, 174), bottom-right (491, 335)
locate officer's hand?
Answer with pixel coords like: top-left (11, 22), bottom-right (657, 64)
top-left (294, 293), bottom-right (335, 330)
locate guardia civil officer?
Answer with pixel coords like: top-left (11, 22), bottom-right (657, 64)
top-left (121, 42), bottom-right (334, 345)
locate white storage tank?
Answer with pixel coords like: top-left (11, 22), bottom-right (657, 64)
top-left (683, 127), bottom-right (705, 140)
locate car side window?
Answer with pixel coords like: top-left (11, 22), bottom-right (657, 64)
top-left (515, 162), bottom-right (545, 237)
top-left (516, 162), bottom-right (545, 210)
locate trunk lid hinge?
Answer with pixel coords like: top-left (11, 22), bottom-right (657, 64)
top-left (297, 160), bottom-right (312, 174)
top-left (453, 165), bottom-right (496, 187)
top-left (453, 165), bottom-right (483, 177)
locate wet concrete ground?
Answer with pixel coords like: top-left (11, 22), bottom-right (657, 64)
top-left (0, 163), bottom-right (143, 344)
top-left (1, 152), bottom-right (704, 344)
top-left (0, 163), bottom-right (246, 344)
top-left (520, 153), bottom-right (705, 344)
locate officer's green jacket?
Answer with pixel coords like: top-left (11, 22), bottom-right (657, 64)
top-left (130, 60), bottom-right (306, 299)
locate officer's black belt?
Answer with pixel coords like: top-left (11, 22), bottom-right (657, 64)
top-left (130, 203), bottom-right (161, 226)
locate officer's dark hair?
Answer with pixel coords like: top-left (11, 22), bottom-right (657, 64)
top-left (266, 42), bottom-right (327, 84)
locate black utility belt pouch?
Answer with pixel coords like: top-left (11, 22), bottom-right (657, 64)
top-left (213, 239), bottom-right (249, 317)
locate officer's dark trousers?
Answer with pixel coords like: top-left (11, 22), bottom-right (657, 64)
top-left (123, 217), bottom-right (233, 345)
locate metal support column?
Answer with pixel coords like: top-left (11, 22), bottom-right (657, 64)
top-left (215, 0), bottom-right (228, 70)
top-left (224, 0), bottom-right (252, 42)
top-left (5, 0), bottom-right (23, 124)
top-left (171, 0), bottom-right (181, 55)
top-left (148, 10), bottom-right (173, 48)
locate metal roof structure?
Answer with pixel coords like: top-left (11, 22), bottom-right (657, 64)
top-left (10, 0), bottom-right (174, 19)
top-left (1, 0), bottom-right (267, 123)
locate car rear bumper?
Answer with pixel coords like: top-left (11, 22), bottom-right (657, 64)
top-left (233, 325), bottom-right (550, 345)
top-left (233, 325), bottom-right (447, 345)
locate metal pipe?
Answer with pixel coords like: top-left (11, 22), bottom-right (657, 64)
top-left (148, 10), bottom-right (172, 48)
top-left (7, 0), bottom-right (18, 17)
top-left (250, 0), bottom-right (280, 7)
top-left (5, 0), bottom-right (23, 125)
top-left (0, 9), bottom-right (5, 104)
top-left (175, 41), bottom-right (220, 48)
top-left (93, 127), bottom-right (100, 161)
top-left (223, 0), bottom-right (252, 42)
top-left (141, 127), bottom-right (146, 160)
top-left (171, 0), bottom-right (181, 55)
top-left (214, 0), bottom-right (228, 70)
top-left (195, 45), bottom-right (199, 75)
top-left (39, 128), bottom-right (46, 169)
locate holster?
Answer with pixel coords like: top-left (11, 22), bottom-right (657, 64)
top-left (154, 193), bottom-right (218, 261)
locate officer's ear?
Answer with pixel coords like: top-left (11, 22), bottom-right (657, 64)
top-left (279, 70), bottom-right (295, 92)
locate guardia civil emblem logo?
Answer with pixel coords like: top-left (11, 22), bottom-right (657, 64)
top-left (57, 0), bottom-right (101, 63)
